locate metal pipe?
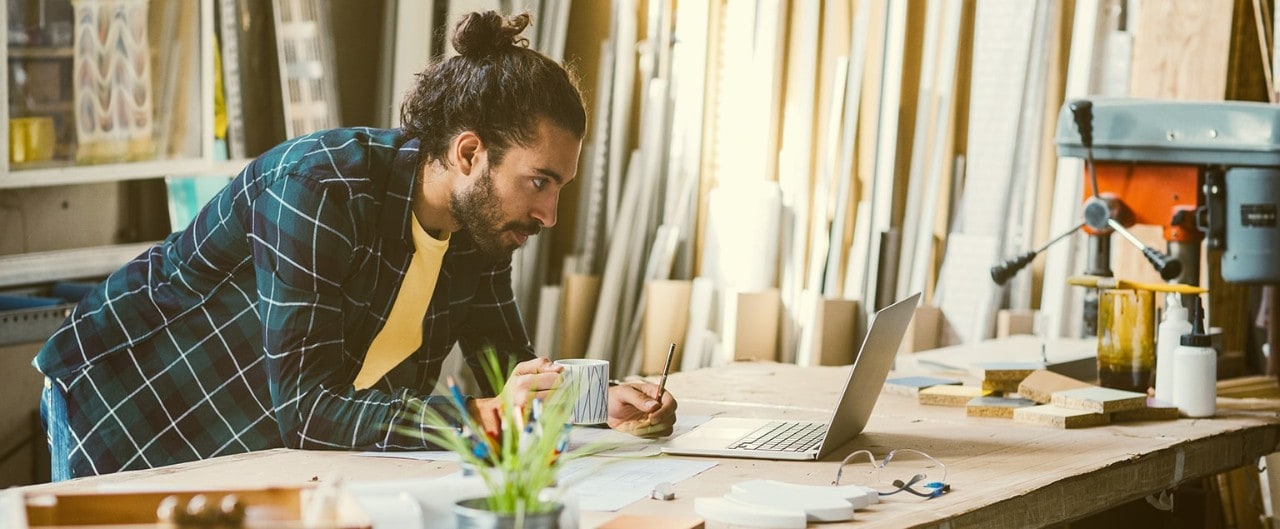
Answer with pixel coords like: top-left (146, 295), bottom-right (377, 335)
top-left (1168, 241), bottom-right (1200, 287)
top-left (1269, 286), bottom-right (1279, 378)
top-left (1082, 235), bottom-right (1113, 337)
top-left (1085, 235), bottom-right (1113, 277)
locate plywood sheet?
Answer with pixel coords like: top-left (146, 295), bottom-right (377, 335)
top-left (1130, 0), bottom-right (1235, 100)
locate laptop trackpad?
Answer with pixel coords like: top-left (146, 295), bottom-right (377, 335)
top-left (667, 417), bottom-right (771, 446)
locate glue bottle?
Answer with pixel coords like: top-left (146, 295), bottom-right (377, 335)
top-left (1172, 296), bottom-right (1215, 418)
top-left (1154, 295), bottom-right (1191, 404)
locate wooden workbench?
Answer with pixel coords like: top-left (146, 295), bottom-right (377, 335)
top-left (11, 344), bottom-right (1280, 528)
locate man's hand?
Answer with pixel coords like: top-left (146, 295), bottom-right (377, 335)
top-left (470, 357), bottom-right (563, 436)
top-left (607, 382), bottom-right (677, 437)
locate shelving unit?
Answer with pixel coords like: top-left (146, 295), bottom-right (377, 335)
top-left (0, 0), bottom-right (228, 343)
top-left (2, 0), bottom-right (217, 188)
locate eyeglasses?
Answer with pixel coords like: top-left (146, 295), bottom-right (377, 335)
top-left (832, 448), bottom-right (950, 499)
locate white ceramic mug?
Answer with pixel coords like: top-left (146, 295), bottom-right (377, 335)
top-left (554, 359), bottom-right (609, 425)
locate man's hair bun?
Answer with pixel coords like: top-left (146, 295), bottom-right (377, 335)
top-left (452, 11), bottom-right (531, 58)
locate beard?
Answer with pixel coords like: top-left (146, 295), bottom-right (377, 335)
top-left (450, 167), bottom-right (542, 259)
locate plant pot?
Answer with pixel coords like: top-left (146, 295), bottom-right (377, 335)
top-left (453, 497), bottom-right (564, 529)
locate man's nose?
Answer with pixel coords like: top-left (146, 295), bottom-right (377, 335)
top-left (531, 193), bottom-right (559, 228)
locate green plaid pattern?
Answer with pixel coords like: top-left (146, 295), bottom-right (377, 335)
top-left (34, 128), bottom-right (535, 478)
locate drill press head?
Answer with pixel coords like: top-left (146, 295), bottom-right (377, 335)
top-left (1056, 98), bottom-right (1280, 284)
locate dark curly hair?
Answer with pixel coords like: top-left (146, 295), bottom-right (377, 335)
top-left (400, 11), bottom-right (587, 168)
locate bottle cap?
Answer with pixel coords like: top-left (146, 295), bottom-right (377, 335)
top-left (1181, 296), bottom-right (1211, 347)
top-left (1163, 294), bottom-right (1188, 321)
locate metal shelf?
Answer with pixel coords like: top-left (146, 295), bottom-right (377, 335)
top-left (6, 46), bottom-right (74, 59)
top-left (0, 304), bottom-right (73, 346)
top-left (0, 158), bottom-right (250, 189)
top-left (0, 242), bottom-right (156, 289)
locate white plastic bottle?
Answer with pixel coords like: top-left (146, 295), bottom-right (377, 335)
top-left (1154, 296), bottom-right (1191, 404)
top-left (1172, 297), bottom-right (1215, 418)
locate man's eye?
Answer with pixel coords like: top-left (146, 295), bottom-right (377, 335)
top-left (533, 178), bottom-right (548, 190)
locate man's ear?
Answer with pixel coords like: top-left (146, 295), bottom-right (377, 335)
top-left (449, 131), bottom-right (485, 177)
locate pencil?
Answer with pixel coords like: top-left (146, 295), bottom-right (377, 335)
top-left (657, 342), bottom-right (675, 401)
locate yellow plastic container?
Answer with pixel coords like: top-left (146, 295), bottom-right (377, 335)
top-left (9, 117), bottom-right (57, 164)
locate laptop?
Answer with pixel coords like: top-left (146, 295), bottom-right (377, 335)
top-left (661, 292), bottom-right (921, 461)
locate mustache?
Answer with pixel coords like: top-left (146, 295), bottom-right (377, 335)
top-left (501, 221), bottom-right (542, 237)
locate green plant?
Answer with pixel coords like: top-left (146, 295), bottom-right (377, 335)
top-left (395, 351), bottom-right (580, 515)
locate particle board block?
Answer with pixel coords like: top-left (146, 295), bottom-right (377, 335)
top-left (1113, 398), bottom-right (1180, 422)
top-left (883, 375), bottom-right (963, 397)
top-left (975, 361), bottom-right (1042, 382)
top-left (981, 378), bottom-right (1022, 394)
top-left (1013, 404), bottom-right (1111, 429)
top-left (919, 385), bottom-right (992, 407)
top-left (1050, 387), bottom-right (1147, 414)
top-left (966, 396), bottom-right (1037, 418)
top-left (1018, 370), bottom-right (1093, 404)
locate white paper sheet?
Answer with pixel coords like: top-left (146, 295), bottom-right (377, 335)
top-left (558, 456), bottom-right (717, 511)
top-left (568, 414), bottom-right (713, 457)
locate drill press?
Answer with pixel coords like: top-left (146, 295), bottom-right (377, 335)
top-left (993, 98), bottom-right (1280, 366)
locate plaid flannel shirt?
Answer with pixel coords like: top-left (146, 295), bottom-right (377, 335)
top-left (34, 128), bottom-right (535, 478)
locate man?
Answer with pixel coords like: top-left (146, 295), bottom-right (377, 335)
top-left (35, 11), bottom-right (676, 480)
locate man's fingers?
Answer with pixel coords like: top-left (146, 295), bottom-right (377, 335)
top-left (511, 357), bottom-right (553, 376)
top-left (615, 383), bottom-right (661, 412)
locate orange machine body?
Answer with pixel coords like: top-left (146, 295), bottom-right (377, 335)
top-left (1080, 162), bottom-right (1202, 243)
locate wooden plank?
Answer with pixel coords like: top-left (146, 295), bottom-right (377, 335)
top-left (641, 280), bottom-right (692, 375)
top-left (898, 0), bottom-right (960, 300)
top-left (1040, 0), bottom-right (1101, 339)
top-left (574, 42), bottom-right (615, 275)
top-left (723, 288), bottom-right (781, 363)
top-left (1002, 0), bottom-right (1056, 311)
top-left (813, 298), bottom-right (860, 366)
top-left (1217, 375), bottom-right (1280, 399)
top-left (938, 0), bottom-right (1037, 344)
top-left (1129, 0), bottom-right (1235, 100)
top-left (1028, 0), bottom-right (1071, 307)
top-left (666, 0), bottom-right (710, 281)
top-left (824, 0), bottom-right (876, 298)
top-left (679, 277), bottom-right (715, 372)
top-left (693, 0), bottom-right (725, 277)
top-left (776, 0), bottom-right (823, 365)
top-left (902, 304), bottom-right (942, 353)
top-left (605, 0), bottom-right (639, 237)
top-left (534, 285), bottom-right (561, 359)
top-left (559, 274), bottom-right (601, 359)
top-left (858, 0), bottom-right (910, 311)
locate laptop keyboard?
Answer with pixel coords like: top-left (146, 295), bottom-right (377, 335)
top-left (728, 421), bottom-right (828, 452)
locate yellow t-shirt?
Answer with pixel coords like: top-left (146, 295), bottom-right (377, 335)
top-left (352, 218), bottom-right (449, 390)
